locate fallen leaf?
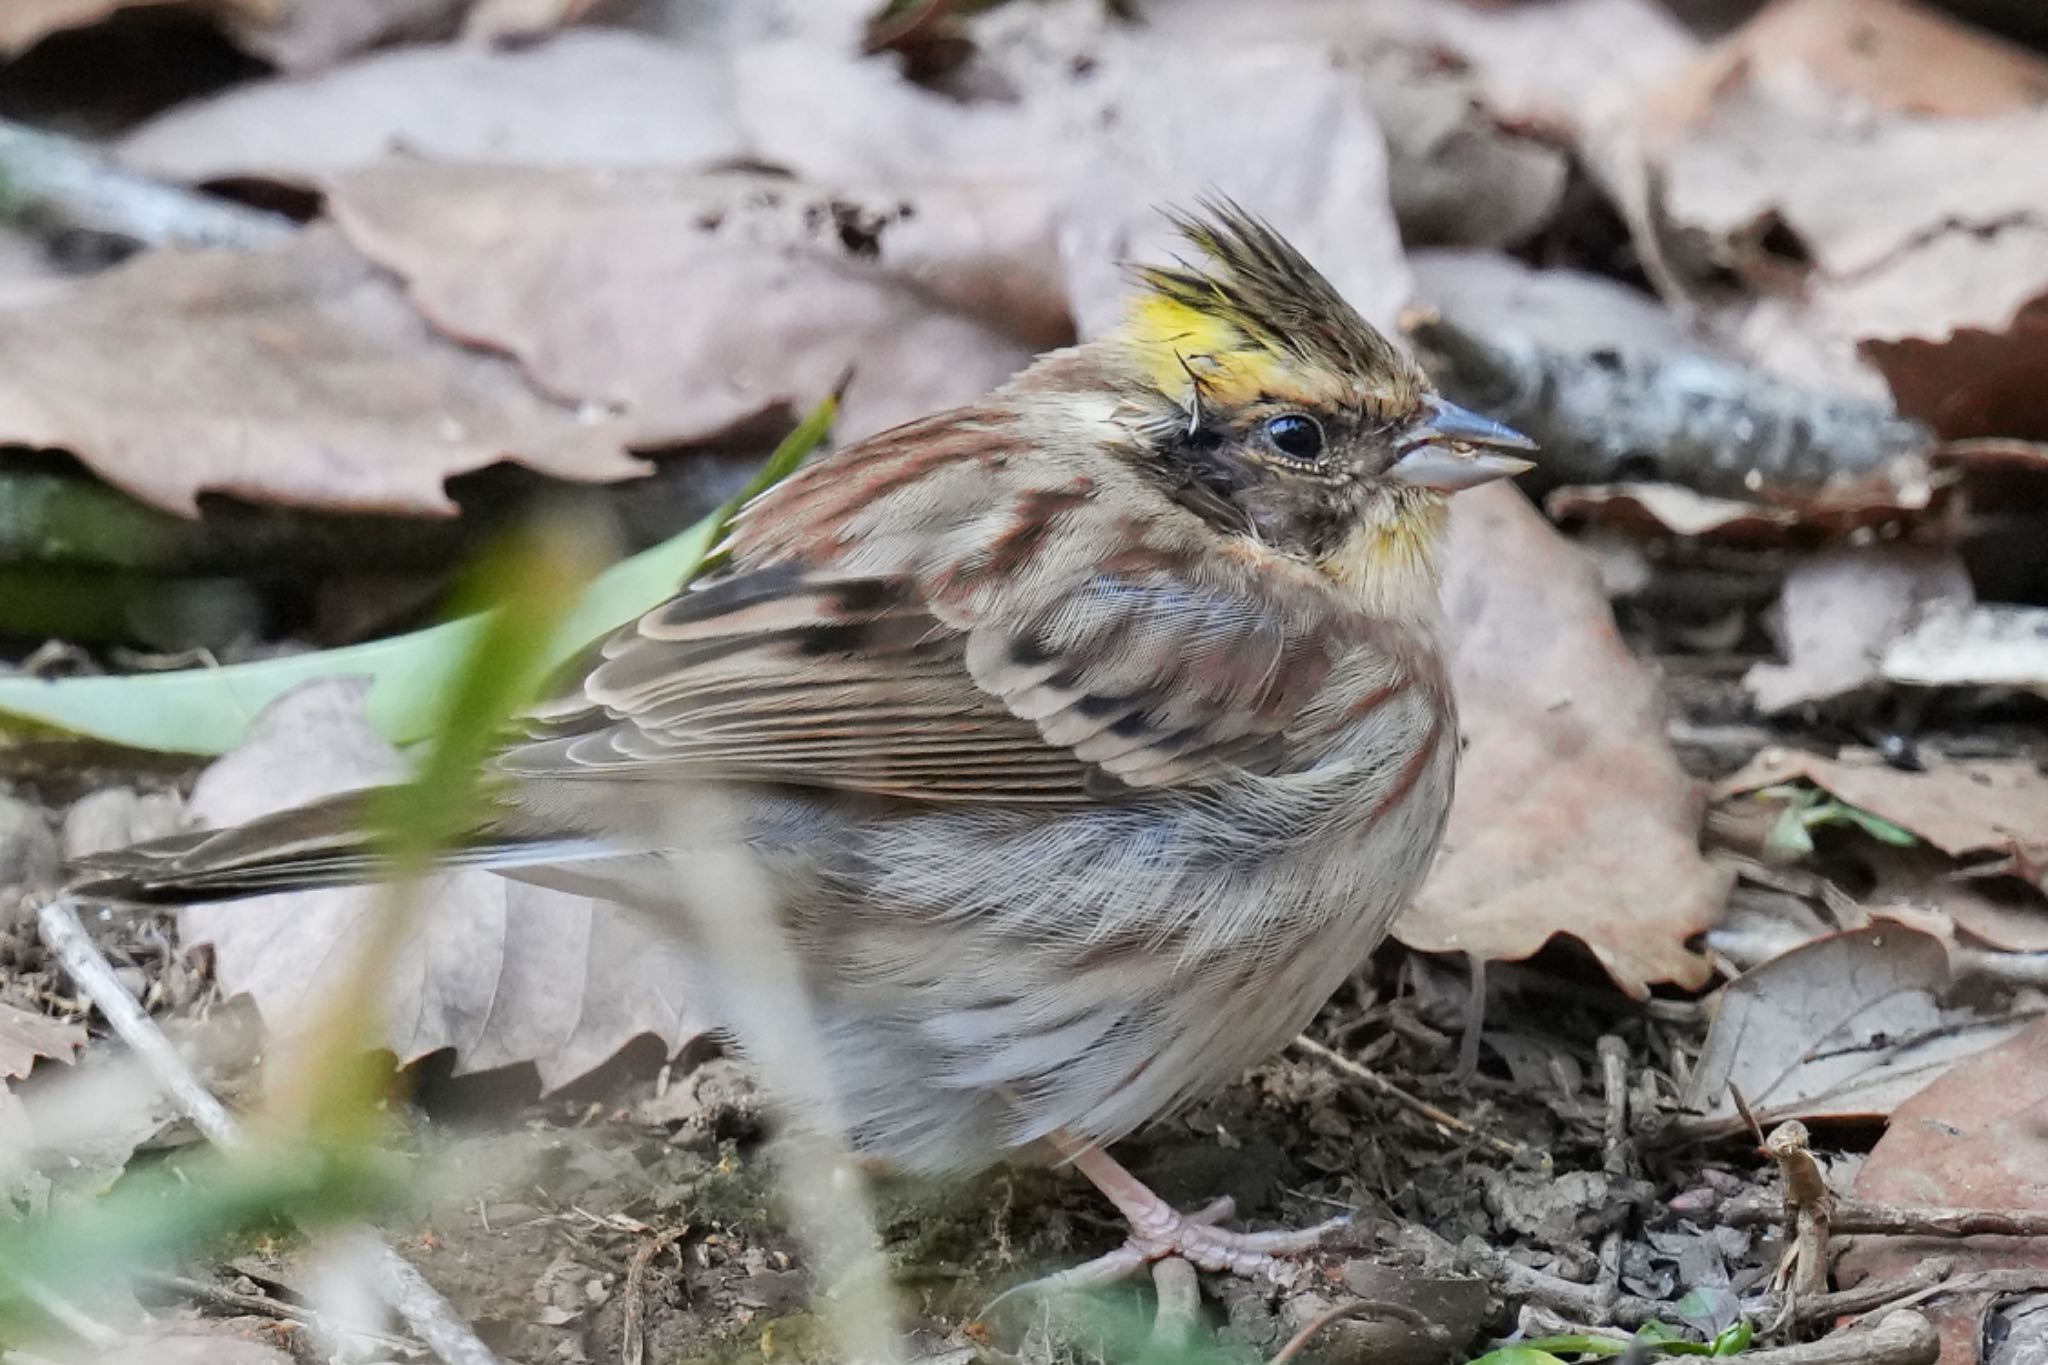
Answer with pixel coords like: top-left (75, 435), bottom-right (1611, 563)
top-left (1679, 925), bottom-right (2026, 1133)
top-left (1881, 602), bottom-right (2048, 700)
top-left (1867, 297), bottom-right (2048, 440)
top-left (215, 0), bottom-right (465, 72)
top-left (1655, 0), bottom-right (2048, 126)
top-left (179, 679), bottom-right (710, 1090)
top-left (1648, 64), bottom-right (2048, 407)
top-left (1719, 748), bottom-right (2048, 862)
top-left (118, 30), bottom-right (743, 183)
top-left (460, 0), bottom-right (605, 42)
top-left (732, 23), bottom-right (1412, 338)
top-left (94, 1331), bottom-right (293, 1365)
top-left (1839, 1018), bottom-right (2048, 1365)
top-left (0, 1003), bottom-right (85, 1080)
top-left (1409, 250), bottom-right (1697, 361)
top-left (0, 0), bottom-right (270, 59)
top-left (1393, 483), bottom-right (1728, 997)
top-left (1745, 546), bottom-right (1975, 713)
top-left (0, 226), bottom-right (650, 515)
top-left (325, 164), bottom-right (1058, 447)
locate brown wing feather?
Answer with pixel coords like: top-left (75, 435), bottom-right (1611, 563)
top-left (496, 407), bottom-right (1400, 805)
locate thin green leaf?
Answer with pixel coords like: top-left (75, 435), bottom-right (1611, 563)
top-left (1837, 805), bottom-right (1919, 847)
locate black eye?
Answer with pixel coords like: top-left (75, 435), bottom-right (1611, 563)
top-left (1263, 414), bottom-right (1324, 462)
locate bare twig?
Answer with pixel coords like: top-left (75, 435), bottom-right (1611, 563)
top-left (1682, 1192), bottom-right (2048, 1240)
top-left (1737, 1310), bottom-right (1938, 1365)
top-left (134, 1269), bottom-right (419, 1355)
top-left (1146, 1258), bottom-right (1201, 1356)
top-left (1596, 1035), bottom-right (1631, 1298)
top-left (0, 118), bottom-right (293, 250)
top-left (37, 897), bottom-right (501, 1365)
top-left (1407, 311), bottom-right (1929, 497)
top-left (1766, 1121), bottom-right (1835, 1315)
top-left (1266, 1299), bottom-right (1445, 1365)
top-left (621, 1229), bottom-right (683, 1365)
top-left (1792, 1260), bottom-right (1954, 1325)
top-left (1290, 1034), bottom-right (1547, 1170)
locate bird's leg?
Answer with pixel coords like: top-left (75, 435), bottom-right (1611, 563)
top-left (989, 1131), bottom-right (1351, 1303)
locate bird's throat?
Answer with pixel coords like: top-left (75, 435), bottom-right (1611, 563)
top-left (1323, 497), bottom-right (1450, 620)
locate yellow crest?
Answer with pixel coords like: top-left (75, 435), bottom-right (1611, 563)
top-left (1117, 200), bottom-right (1421, 418)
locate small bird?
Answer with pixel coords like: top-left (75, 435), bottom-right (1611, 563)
top-left (74, 202), bottom-right (1533, 1282)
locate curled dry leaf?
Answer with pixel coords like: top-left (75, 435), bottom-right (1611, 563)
top-left (1719, 747), bottom-right (2048, 863)
top-left (1744, 546), bottom-right (1975, 714)
top-left (325, 164), bottom-right (1059, 447)
top-left (179, 680), bottom-right (710, 1090)
top-left (0, 0), bottom-right (272, 60)
top-left (731, 21), bottom-right (1411, 338)
top-left (1678, 925), bottom-right (2027, 1134)
top-left (119, 30), bottom-right (743, 184)
top-left (1838, 1017), bottom-right (2048, 1365)
top-left (1654, 0), bottom-right (2048, 126)
top-left (0, 227), bottom-right (650, 515)
top-left (1646, 53), bottom-right (2048, 415)
top-left (0, 0), bottom-right (594, 70)
top-left (1392, 483), bottom-right (1727, 997)
top-left (1882, 602), bottom-right (2048, 700)
top-left (0, 1002), bottom-right (85, 1081)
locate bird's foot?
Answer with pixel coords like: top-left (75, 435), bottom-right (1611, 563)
top-left (985, 1135), bottom-right (1352, 1309)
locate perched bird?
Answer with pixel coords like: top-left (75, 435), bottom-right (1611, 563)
top-left (74, 202), bottom-right (1533, 1281)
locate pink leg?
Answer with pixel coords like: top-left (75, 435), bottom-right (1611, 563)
top-left (990, 1132), bottom-right (1352, 1303)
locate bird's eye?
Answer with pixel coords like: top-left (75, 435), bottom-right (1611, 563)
top-left (1263, 414), bottom-right (1324, 463)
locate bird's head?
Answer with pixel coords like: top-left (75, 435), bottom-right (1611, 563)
top-left (1105, 201), bottom-right (1534, 612)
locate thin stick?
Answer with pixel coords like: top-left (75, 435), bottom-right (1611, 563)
top-left (1736, 1310), bottom-right (1937, 1365)
top-left (1595, 1036), bottom-right (1631, 1298)
top-left (1266, 1299), bottom-right (1442, 1365)
top-left (620, 1229), bottom-right (683, 1365)
top-left (1685, 1192), bottom-right (2048, 1239)
top-left (1291, 1035), bottom-right (1545, 1169)
top-left (37, 897), bottom-right (500, 1365)
top-left (134, 1269), bottom-right (418, 1354)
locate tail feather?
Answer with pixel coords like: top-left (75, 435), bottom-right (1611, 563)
top-left (65, 789), bottom-right (610, 905)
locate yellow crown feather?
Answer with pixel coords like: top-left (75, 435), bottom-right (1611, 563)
top-left (1119, 201), bottom-right (1421, 417)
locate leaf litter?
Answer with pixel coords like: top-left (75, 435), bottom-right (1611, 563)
top-left (7, 0), bottom-right (2048, 1360)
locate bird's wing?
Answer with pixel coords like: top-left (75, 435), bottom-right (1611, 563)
top-left (497, 419), bottom-right (1405, 805)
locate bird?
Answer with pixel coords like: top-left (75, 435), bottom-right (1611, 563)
top-left (71, 200), bottom-right (1534, 1284)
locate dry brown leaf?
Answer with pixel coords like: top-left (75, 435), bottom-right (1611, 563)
top-left (1866, 293), bottom-right (2048, 440)
top-left (325, 164), bottom-right (1058, 447)
top-left (1392, 483), bottom-right (1728, 997)
top-left (179, 679), bottom-right (710, 1090)
top-left (0, 1003), bottom-right (85, 1081)
top-left (119, 30), bottom-right (742, 184)
top-left (1656, 0), bottom-right (2048, 126)
top-left (1719, 747), bottom-right (2048, 862)
top-left (460, 0), bottom-right (605, 42)
top-left (1679, 925), bottom-right (2026, 1133)
top-left (1649, 65), bottom-right (2048, 408)
top-left (1882, 602), bottom-right (2048, 699)
top-left (731, 24), bottom-right (1412, 338)
top-left (0, 0), bottom-right (271, 59)
top-left (0, 226), bottom-right (649, 515)
top-left (1838, 1018), bottom-right (2048, 1365)
top-left (1744, 546), bottom-right (1974, 713)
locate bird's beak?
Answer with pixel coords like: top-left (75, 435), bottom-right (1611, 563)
top-left (1389, 396), bottom-right (1537, 492)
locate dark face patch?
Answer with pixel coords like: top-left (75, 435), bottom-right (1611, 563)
top-left (1140, 405), bottom-right (1392, 558)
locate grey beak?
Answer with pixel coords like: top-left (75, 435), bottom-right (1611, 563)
top-left (1389, 396), bottom-right (1537, 492)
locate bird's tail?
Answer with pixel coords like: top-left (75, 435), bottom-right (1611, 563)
top-left (65, 788), bottom-right (606, 905)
